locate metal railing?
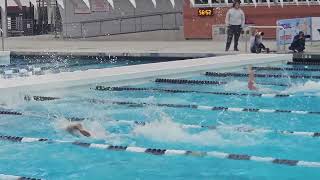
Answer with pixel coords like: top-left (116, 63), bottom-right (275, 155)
top-left (64, 11), bottom-right (182, 38)
top-left (0, 28), bottom-right (4, 51)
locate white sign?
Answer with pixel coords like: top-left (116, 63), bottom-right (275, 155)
top-left (311, 17), bottom-right (320, 41)
top-left (277, 17), bottom-right (311, 45)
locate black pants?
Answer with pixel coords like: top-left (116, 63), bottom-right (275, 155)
top-left (226, 25), bottom-right (242, 50)
top-left (289, 44), bottom-right (305, 53)
top-left (251, 43), bottom-right (266, 53)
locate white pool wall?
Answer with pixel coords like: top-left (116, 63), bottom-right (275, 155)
top-left (0, 53), bottom-right (292, 94)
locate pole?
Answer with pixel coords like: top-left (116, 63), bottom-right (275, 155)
top-left (42, 0), bottom-right (44, 34)
top-left (134, 8), bottom-right (136, 32)
top-left (245, 28), bottom-right (248, 53)
top-left (54, 0), bottom-right (57, 38)
top-left (1, 29), bottom-right (4, 51)
top-left (283, 30), bottom-right (286, 52)
top-left (1, 0), bottom-right (8, 37)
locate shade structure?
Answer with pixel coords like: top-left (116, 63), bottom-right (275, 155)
top-left (106, 0), bottom-right (114, 9)
top-left (170, 0), bottom-right (175, 8)
top-left (57, 0), bottom-right (65, 9)
top-left (252, 0), bottom-right (257, 7)
top-left (151, 0), bottom-right (156, 7)
top-left (82, 0), bottom-right (91, 9)
top-left (0, 1), bottom-right (5, 9)
top-left (13, 0), bottom-right (22, 9)
top-left (189, 0), bottom-right (195, 6)
top-left (266, 0), bottom-right (270, 7)
top-left (279, 0), bottom-right (284, 7)
top-left (129, 0), bottom-right (136, 8)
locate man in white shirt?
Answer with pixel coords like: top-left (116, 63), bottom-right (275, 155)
top-left (225, 0), bottom-right (245, 51)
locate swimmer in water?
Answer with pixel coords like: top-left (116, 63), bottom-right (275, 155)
top-left (248, 65), bottom-right (257, 91)
top-left (66, 123), bottom-right (91, 137)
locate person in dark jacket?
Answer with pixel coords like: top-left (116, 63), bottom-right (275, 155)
top-left (250, 31), bottom-right (270, 53)
top-left (289, 31), bottom-right (306, 53)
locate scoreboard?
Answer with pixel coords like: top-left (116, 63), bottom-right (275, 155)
top-left (198, 8), bottom-right (214, 16)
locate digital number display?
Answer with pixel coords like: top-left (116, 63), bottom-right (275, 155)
top-left (198, 8), bottom-right (214, 16)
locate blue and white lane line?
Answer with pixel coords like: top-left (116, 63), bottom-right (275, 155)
top-left (88, 99), bottom-right (320, 115)
top-left (95, 86), bottom-right (302, 98)
top-left (24, 95), bottom-right (60, 101)
top-left (0, 173), bottom-right (42, 180)
top-left (205, 72), bottom-right (320, 79)
top-left (155, 78), bottom-right (290, 87)
top-left (288, 61), bottom-right (320, 66)
top-left (0, 111), bottom-right (22, 116)
top-left (117, 120), bottom-right (320, 138)
top-left (25, 96), bottom-right (320, 115)
top-left (252, 66), bottom-right (320, 72)
top-left (0, 135), bottom-right (320, 168)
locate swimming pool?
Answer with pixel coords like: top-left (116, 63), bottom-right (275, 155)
top-left (0, 54), bottom-right (319, 180)
top-left (1, 55), bottom-right (180, 79)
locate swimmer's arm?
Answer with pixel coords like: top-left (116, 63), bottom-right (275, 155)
top-left (79, 129), bottom-right (91, 137)
top-left (66, 125), bottom-right (81, 136)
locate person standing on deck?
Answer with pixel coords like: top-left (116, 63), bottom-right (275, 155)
top-left (225, 0), bottom-right (245, 51)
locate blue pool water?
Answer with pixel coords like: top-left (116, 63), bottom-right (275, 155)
top-left (1, 56), bottom-right (175, 78)
top-left (0, 60), bottom-right (320, 179)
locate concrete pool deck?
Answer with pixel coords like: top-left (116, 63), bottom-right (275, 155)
top-left (3, 35), bottom-right (320, 58)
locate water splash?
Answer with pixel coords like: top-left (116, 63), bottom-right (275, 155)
top-left (0, 91), bottom-right (28, 109)
top-left (54, 117), bottom-right (109, 140)
top-left (223, 80), bottom-right (276, 93)
top-left (223, 80), bottom-right (248, 92)
top-left (132, 115), bottom-right (261, 147)
top-left (282, 80), bottom-right (320, 95)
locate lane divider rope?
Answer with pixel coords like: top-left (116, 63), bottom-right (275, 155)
top-left (95, 86), bottom-right (301, 98)
top-left (288, 62), bottom-right (320, 66)
top-left (88, 99), bottom-right (320, 115)
top-left (155, 78), bottom-right (289, 87)
top-left (205, 72), bottom-right (320, 79)
top-left (0, 134), bottom-right (319, 168)
top-left (0, 173), bottom-right (42, 180)
top-left (26, 96), bottom-right (320, 116)
top-left (155, 78), bottom-right (226, 85)
top-left (252, 66), bottom-right (320, 72)
top-left (26, 96), bottom-right (320, 115)
top-left (24, 95), bottom-right (60, 101)
top-left (116, 120), bottom-right (320, 138)
top-left (0, 111), bottom-right (22, 116)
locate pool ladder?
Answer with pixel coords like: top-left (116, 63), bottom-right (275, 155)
top-left (0, 28), bottom-right (4, 51)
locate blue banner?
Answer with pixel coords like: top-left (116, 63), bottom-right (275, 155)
top-left (276, 17), bottom-right (311, 45)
